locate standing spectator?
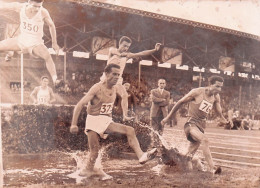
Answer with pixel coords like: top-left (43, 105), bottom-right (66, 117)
top-left (123, 83), bottom-right (137, 116)
top-left (231, 110), bottom-right (242, 130)
top-left (30, 76), bottom-right (55, 105)
top-left (150, 78), bottom-right (170, 135)
top-left (113, 82), bottom-right (137, 117)
top-left (168, 98), bottom-right (177, 127)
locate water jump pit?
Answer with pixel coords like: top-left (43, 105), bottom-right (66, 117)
top-left (1, 105), bottom-right (260, 187)
top-left (4, 150), bottom-right (260, 188)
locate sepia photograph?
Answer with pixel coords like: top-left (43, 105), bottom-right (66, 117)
top-left (0, 0), bottom-right (260, 187)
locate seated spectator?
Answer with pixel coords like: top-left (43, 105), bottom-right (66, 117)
top-left (241, 115), bottom-right (253, 130)
top-left (231, 110), bottom-right (242, 130)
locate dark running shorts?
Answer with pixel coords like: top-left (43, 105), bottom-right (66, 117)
top-left (184, 122), bottom-right (205, 143)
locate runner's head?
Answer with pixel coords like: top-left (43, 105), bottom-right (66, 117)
top-left (118, 36), bottom-right (132, 53)
top-left (104, 64), bottom-right (120, 86)
top-left (41, 76), bottom-right (49, 87)
top-left (208, 76), bottom-right (224, 94)
top-left (28, 0), bottom-right (44, 13)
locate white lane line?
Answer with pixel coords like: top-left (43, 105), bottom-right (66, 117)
top-left (213, 158), bottom-right (260, 167)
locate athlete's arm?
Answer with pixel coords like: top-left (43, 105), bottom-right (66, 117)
top-left (49, 88), bottom-right (56, 104)
top-left (42, 8), bottom-right (59, 54)
top-left (30, 87), bottom-right (39, 104)
top-left (161, 89), bottom-right (197, 125)
top-left (71, 85), bottom-right (99, 129)
top-left (214, 94), bottom-right (228, 124)
top-left (126, 43), bottom-right (161, 59)
top-left (0, 2), bottom-right (23, 12)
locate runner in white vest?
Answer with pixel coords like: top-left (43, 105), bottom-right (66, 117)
top-left (30, 76), bottom-right (55, 105)
top-left (100, 36), bottom-right (161, 121)
top-left (70, 64), bottom-right (157, 180)
top-left (0, 0), bottom-right (60, 84)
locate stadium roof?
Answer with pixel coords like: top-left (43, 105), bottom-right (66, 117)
top-left (94, 0), bottom-right (260, 38)
top-left (0, 0), bottom-right (260, 73)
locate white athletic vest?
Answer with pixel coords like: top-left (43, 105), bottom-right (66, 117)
top-left (107, 55), bottom-right (127, 77)
top-left (37, 87), bottom-right (51, 104)
top-left (19, 3), bottom-right (44, 45)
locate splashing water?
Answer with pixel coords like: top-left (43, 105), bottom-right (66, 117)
top-left (151, 164), bottom-right (164, 175)
top-left (66, 144), bottom-right (112, 183)
top-left (65, 151), bottom-right (89, 184)
top-left (137, 120), bottom-right (190, 154)
top-left (137, 121), bottom-right (171, 150)
top-left (136, 120), bottom-right (206, 173)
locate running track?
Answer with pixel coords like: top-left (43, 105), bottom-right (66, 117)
top-left (163, 120), bottom-right (260, 169)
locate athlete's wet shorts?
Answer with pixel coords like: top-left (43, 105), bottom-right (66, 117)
top-left (85, 114), bottom-right (113, 139)
top-left (184, 118), bottom-right (205, 143)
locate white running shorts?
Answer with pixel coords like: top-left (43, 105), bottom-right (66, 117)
top-left (84, 114), bottom-right (113, 139)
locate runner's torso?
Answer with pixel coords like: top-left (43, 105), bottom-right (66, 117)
top-left (87, 83), bottom-right (117, 116)
top-left (37, 86), bottom-right (50, 104)
top-left (19, 3), bottom-right (44, 42)
top-left (188, 88), bottom-right (216, 128)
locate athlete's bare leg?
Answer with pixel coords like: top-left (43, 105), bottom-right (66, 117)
top-left (106, 122), bottom-right (143, 158)
top-left (186, 141), bottom-right (200, 157)
top-left (81, 122), bottom-right (156, 178)
top-left (189, 127), bottom-right (214, 171)
top-left (32, 44), bottom-right (58, 83)
top-left (0, 38), bottom-right (21, 51)
top-left (80, 131), bottom-right (100, 177)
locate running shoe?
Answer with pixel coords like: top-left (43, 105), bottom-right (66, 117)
top-left (214, 166), bottom-right (222, 174)
top-left (139, 148), bottom-right (157, 164)
top-left (5, 54), bottom-right (12, 62)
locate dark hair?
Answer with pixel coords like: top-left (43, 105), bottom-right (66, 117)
top-left (104, 63), bottom-right (120, 73)
top-left (29, 0), bottom-right (44, 3)
top-left (208, 75), bottom-right (224, 85)
top-left (41, 76), bottom-right (49, 81)
top-left (119, 36), bottom-right (132, 45)
top-left (158, 78), bottom-right (166, 83)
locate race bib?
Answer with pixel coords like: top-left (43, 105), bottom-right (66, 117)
top-left (22, 21), bottom-right (39, 33)
top-left (38, 97), bottom-right (48, 104)
top-left (100, 103), bottom-right (114, 115)
top-left (199, 100), bottom-right (213, 114)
